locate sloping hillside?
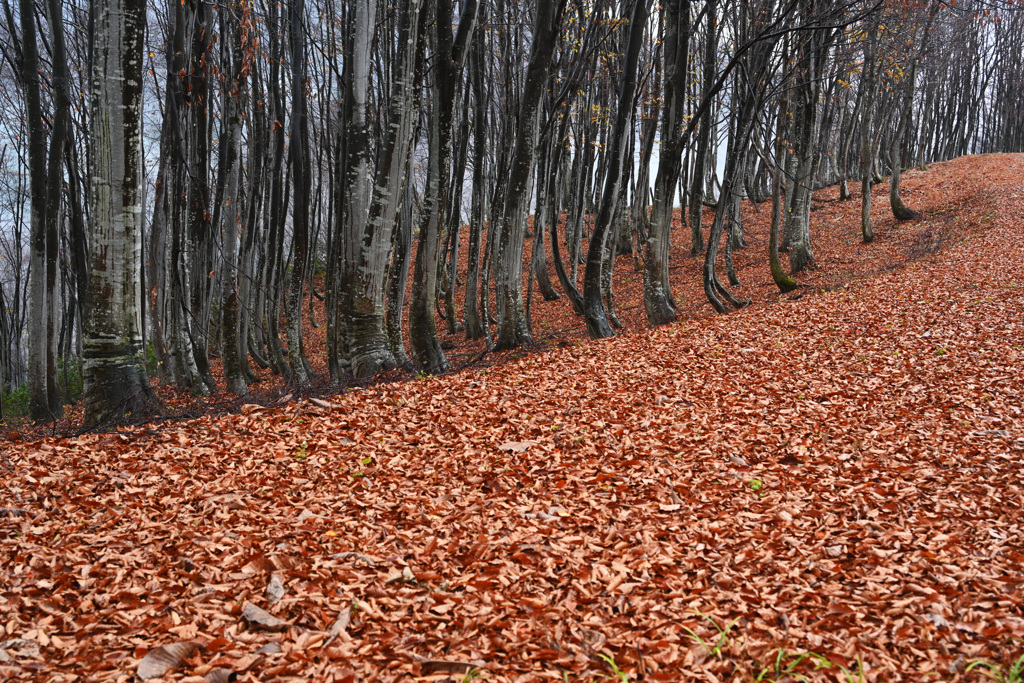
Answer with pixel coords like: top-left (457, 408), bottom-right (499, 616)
top-left (2, 155), bottom-right (1023, 681)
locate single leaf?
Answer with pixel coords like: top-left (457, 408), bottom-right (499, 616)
top-left (265, 574), bottom-right (285, 606)
top-left (324, 606), bottom-right (352, 648)
top-left (241, 602), bottom-right (289, 632)
top-left (256, 642), bottom-right (283, 655)
top-left (416, 658), bottom-right (487, 676)
top-left (137, 641), bottom-right (199, 680)
top-left (498, 440), bottom-right (539, 453)
top-left (205, 667), bottom-right (236, 683)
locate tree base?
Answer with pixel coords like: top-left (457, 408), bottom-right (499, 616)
top-left (83, 345), bottom-right (162, 428)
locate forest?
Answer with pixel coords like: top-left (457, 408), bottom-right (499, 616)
top-left (3, 0), bottom-right (1024, 680)
top-left (0, 0), bottom-right (1020, 426)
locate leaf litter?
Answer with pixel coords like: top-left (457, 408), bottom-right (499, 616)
top-left (2, 155), bottom-right (1024, 681)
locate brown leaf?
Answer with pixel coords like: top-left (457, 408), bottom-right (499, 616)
top-left (205, 667), bottom-right (236, 683)
top-left (324, 606), bottom-right (352, 648)
top-left (498, 440), bottom-right (539, 453)
top-left (265, 574), bottom-right (285, 606)
top-left (137, 641), bottom-right (199, 680)
top-left (240, 602), bottom-right (289, 631)
top-left (415, 658), bottom-right (487, 676)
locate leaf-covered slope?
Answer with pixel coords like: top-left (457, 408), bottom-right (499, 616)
top-left (2, 154), bottom-right (1023, 681)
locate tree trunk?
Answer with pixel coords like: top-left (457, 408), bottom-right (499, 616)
top-left (643, 0), bottom-right (689, 327)
top-left (347, 0), bottom-right (425, 378)
top-left (13, 0), bottom-right (65, 422)
top-left (409, 0), bottom-right (478, 370)
top-left (890, 10), bottom-right (935, 220)
top-left (688, 0), bottom-right (717, 256)
top-left (220, 2), bottom-right (249, 396)
top-left (464, 26), bottom-right (487, 340)
top-left (83, 0), bottom-right (162, 426)
top-left (860, 23), bottom-right (878, 243)
top-left (285, 0), bottom-right (311, 383)
top-left (583, 0), bottom-right (650, 339)
top-left (492, 0), bottom-right (564, 351)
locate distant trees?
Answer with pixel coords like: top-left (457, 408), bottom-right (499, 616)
top-left (0, 0), bottom-right (1021, 424)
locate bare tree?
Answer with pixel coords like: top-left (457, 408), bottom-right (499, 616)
top-left (82, 0), bottom-right (161, 425)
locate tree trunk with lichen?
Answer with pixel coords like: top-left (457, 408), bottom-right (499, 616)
top-left (83, 0), bottom-right (161, 426)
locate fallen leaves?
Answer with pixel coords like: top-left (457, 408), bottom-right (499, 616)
top-left (3, 155), bottom-right (1024, 681)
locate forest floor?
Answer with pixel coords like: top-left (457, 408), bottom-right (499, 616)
top-left (2, 153), bottom-right (1023, 682)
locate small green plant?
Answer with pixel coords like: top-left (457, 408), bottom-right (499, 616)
top-left (807, 653), bottom-right (865, 683)
top-left (596, 653), bottom-right (629, 682)
top-left (0, 383), bottom-right (30, 418)
top-left (967, 652), bottom-right (1024, 682)
top-left (681, 611), bottom-right (741, 658)
top-left (415, 370), bottom-right (430, 380)
top-left (58, 357), bottom-right (84, 402)
top-left (145, 342), bottom-right (160, 376)
top-left (748, 479), bottom-right (764, 492)
top-left (754, 649), bottom-right (814, 682)
top-left (294, 440), bottom-right (308, 460)
top-left (460, 666), bottom-right (487, 682)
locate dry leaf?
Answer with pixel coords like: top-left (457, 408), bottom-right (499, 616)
top-left (498, 440), bottom-right (539, 453)
top-left (241, 602), bottom-right (289, 631)
top-left (137, 641), bottom-right (199, 680)
top-left (205, 668), bottom-right (236, 683)
top-left (266, 574), bottom-right (285, 606)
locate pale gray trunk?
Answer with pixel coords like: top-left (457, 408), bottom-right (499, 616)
top-left (83, 0), bottom-right (161, 425)
top-left (220, 4), bottom-right (248, 395)
top-left (347, 0), bottom-right (423, 378)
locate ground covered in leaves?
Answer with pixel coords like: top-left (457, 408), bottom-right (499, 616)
top-left (2, 154), bottom-right (1024, 681)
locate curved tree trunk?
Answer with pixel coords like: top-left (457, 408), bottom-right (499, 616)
top-left (643, 0), bottom-right (689, 327)
top-left (583, 0), bottom-right (650, 340)
top-left (860, 24), bottom-right (879, 243)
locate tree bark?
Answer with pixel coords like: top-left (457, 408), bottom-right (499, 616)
top-left (347, 0), bottom-right (425, 378)
top-left (643, 0), bottom-right (689, 327)
top-left (583, 0), bottom-right (650, 339)
top-left (83, 0), bottom-right (161, 426)
top-left (492, 0), bottom-right (565, 351)
top-left (860, 23), bottom-right (879, 243)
